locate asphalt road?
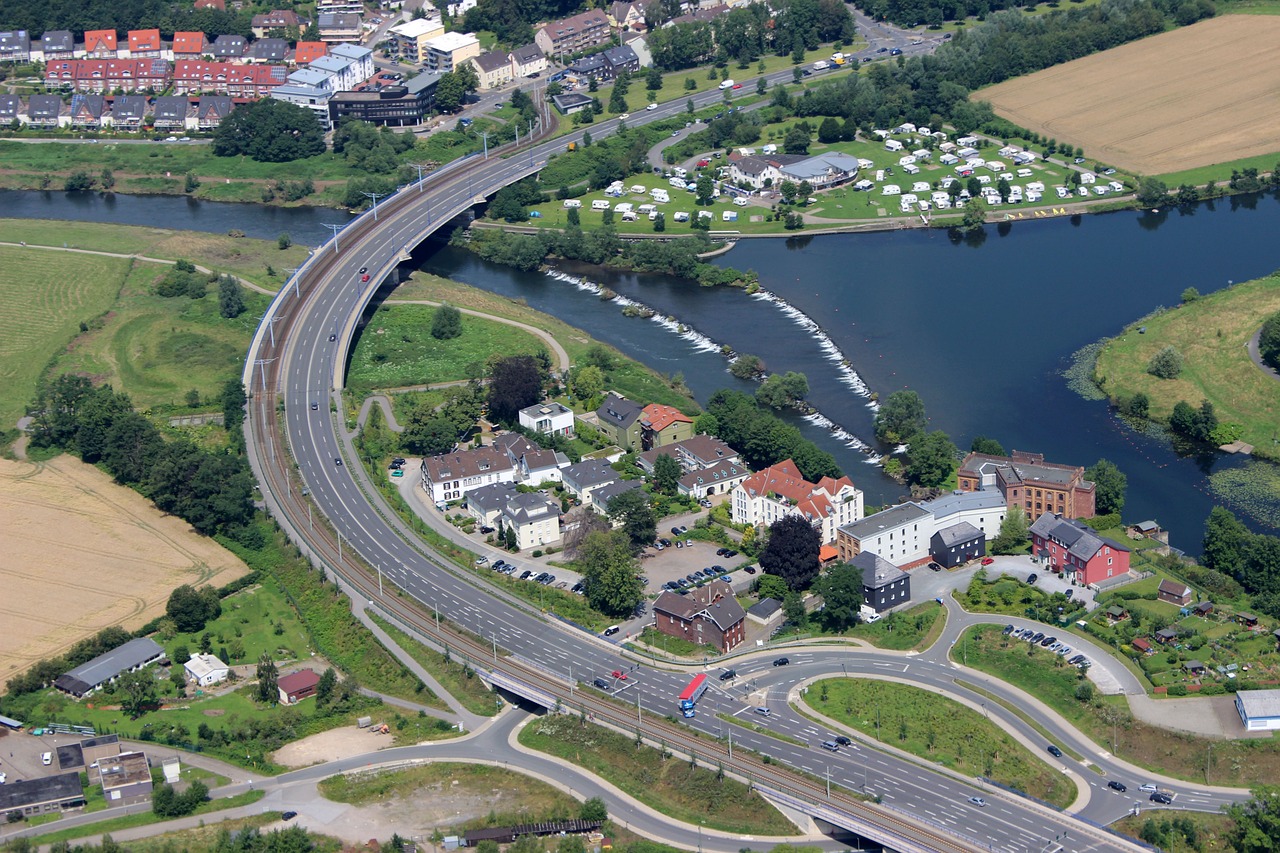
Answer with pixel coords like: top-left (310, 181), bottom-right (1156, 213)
top-left (246, 40), bottom-right (1245, 853)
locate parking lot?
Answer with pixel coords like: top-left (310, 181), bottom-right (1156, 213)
top-left (0, 730), bottom-right (65, 784)
top-left (638, 535), bottom-right (753, 595)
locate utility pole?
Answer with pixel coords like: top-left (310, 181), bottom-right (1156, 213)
top-left (283, 268), bottom-right (301, 299)
top-left (409, 163), bottom-right (433, 191)
top-left (321, 222), bottom-right (344, 253)
top-left (361, 191), bottom-right (385, 221)
top-left (492, 633), bottom-right (497, 663)
top-left (251, 358), bottom-right (276, 393)
top-left (826, 766), bottom-right (831, 799)
top-left (480, 130), bottom-right (489, 159)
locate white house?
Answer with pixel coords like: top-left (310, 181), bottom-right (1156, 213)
top-left (921, 490), bottom-right (1007, 541)
top-left (836, 502), bottom-right (933, 565)
top-left (501, 492), bottom-right (562, 550)
top-left (519, 401), bottom-right (575, 437)
top-left (1237, 689), bottom-right (1280, 731)
top-left (731, 459), bottom-right (862, 545)
top-left (184, 653), bottom-right (229, 687)
top-left (421, 446), bottom-right (516, 504)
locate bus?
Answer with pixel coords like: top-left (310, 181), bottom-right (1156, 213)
top-left (678, 673), bottom-right (709, 718)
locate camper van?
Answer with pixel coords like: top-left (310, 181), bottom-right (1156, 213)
top-left (719, 78), bottom-right (735, 89)
top-left (637, 203), bottom-right (656, 214)
top-left (621, 210), bottom-right (638, 221)
top-left (591, 199), bottom-right (611, 210)
top-left (563, 199), bottom-right (581, 208)
top-left (813, 60), bottom-right (830, 71)
top-left (881, 184), bottom-right (902, 196)
top-left (613, 202), bottom-right (634, 213)
top-left (903, 163), bottom-right (920, 175)
top-left (630, 184), bottom-right (647, 194)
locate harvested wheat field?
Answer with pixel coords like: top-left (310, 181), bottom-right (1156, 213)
top-left (0, 455), bottom-right (249, 683)
top-left (980, 16), bottom-right (1280, 175)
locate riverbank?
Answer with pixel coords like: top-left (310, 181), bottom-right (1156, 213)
top-left (1093, 270), bottom-right (1280, 461)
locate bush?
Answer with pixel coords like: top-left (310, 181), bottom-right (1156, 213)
top-left (1147, 345), bottom-right (1184, 379)
top-left (1167, 684), bottom-right (1188, 696)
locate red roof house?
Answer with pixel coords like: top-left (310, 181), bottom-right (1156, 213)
top-left (127, 29), bottom-right (162, 57)
top-left (277, 669), bottom-right (320, 704)
top-left (171, 32), bottom-right (207, 57)
top-left (83, 29), bottom-right (118, 57)
top-left (293, 41), bottom-right (328, 65)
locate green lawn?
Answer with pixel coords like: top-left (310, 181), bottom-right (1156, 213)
top-left (1155, 150), bottom-right (1280, 188)
top-left (368, 613), bottom-right (501, 717)
top-left (845, 601), bottom-right (944, 650)
top-left (0, 245), bottom-right (128, 428)
top-left (636, 626), bottom-right (718, 658)
top-left (164, 576), bottom-right (313, 669)
top-left (802, 678), bottom-right (1075, 808)
top-left (1093, 270), bottom-right (1280, 456)
top-left (518, 713), bottom-right (797, 836)
top-left (347, 303), bottom-right (547, 392)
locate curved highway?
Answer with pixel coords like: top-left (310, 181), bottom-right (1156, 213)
top-left (244, 64), bottom-right (1241, 853)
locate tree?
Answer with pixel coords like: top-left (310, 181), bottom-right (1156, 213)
top-left (212, 99), bottom-right (326, 163)
top-left (487, 355), bottom-right (543, 423)
top-left (570, 364), bottom-right (606, 401)
top-left (172, 645), bottom-right (191, 665)
top-left (1136, 176), bottom-right (1169, 207)
top-left (755, 572), bottom-right (789, 601)
top-left (1169, 400), bottom-right (1198, 437)
top-left (1227, 785), bottom-right (1280, 853)
top-left (607, 488), bottom-right (657, 551)
top-left (960, 197), bottom-right (988, 231)
top-left (578, 530), bottom-right (644, 617)
top-left (1147, 345), bottom-right (1183, 379)
top-left (316, 667), bottom-right (338, 705)
top-left (646, 67), bottom-right (663, 91)
top-left (652, 453), bottom-right (682, 495)
top-left (100, 168), bottom-right (115, 190)
top-left (117, 669), bottom-right (157, 719)
top-left (581, 796), bottom-right (608, 822)
top-left (277, 232), bottom-right (292, 250)
top-left (817, 117), bottom-right (842, 144)
top-left (222, 379), bottom-right (247, 434)
top-left (217, 274), bottom-right (245, 319)
top-left (756, 371), bottom-right (808, 409)
top-left (1086, 459), bottom-right (1127, 515)
top-left (990, 506), bottom-right (1029, 555)
top-left (434, 71), bottom-right (468, 113)
top-left (255, 653), bottom-right (279, 704)
top-left (730, 353), bottom-right (765, 379)
top-left (812, 563), bottom-right (863, 631)
top-left (401, 415), bottom-right (458, 456)
top-left (783, 126), bottom-right (810, 155)
top-left (756, 76), bottom-right (767, 95)
top-left (696, 173), bottom-right (714, 206)
top-left (759, 515), bottom-right (822, 591)
top-left (1259, 310), bottom-right (1280, 371)
top-left (1203, 506), bottom-right (1251, 576)
top-left (970, 436), bottom-right (1005, 456)
top-left (166, 584), bottom-right (221, 633)
top-left (874, 390), bottom-right (927, 444)
top-left (431, 303), bottom-right (463, 340)
top-left (905, 430), bottom-right (958, 488)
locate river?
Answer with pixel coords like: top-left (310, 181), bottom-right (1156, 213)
top-left (6, 188), bottom-right (1279, 552)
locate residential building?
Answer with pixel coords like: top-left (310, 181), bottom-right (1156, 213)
top-left (492, 433), bottom-right (570, 485)
top-left (327, 72), bottom-right (440, 126)
top-left (1157, 579), bottom-right (1193, 606)
top-left (318, 13), bottom-right (364, 43)
top-left (957, 450), bottom-right (1096, 520)
top-left (638, 435), bottom-right (737, 474)
top-left (535, 10), bottom-right (611, 58)
top-left (778, 152), bottom-right (860, 189)
top-left (98, 751), bottom-right (153, 807)
top-left (640, 403), bottom-right (693, 449)
top-left (1028, 512), bottom-right (1130, 586)
top-left (110, 94), bottom-right (149, 129)
top-left (561, 459), bottom-right (618, 504)
top-left (273, 83), bottom-right (334, 127)
top-left (836, 502), bottom-right (932, 566)
top-left (151, 95), bottom-right (191, 130)
top-left (252, 10), bottom-right (306, 38)
top-left (652, 579), bottom-right (746, 652)
top-left (388, 17), bottom-right (446, 63)
top-left (519, 401), bottom-right (575, 437)
top-left (316, 0), bottom-right (366, 12)
top-left (278, 669), bottom-right (321, 704)
top-left (68, 94), bottom-right (108, 128)
top-left (170, 31), bottom-right (207, 59)
top-left (1236, 689), bottom-right (1280, 731)
top-left (677, 458), bottom-right (751, 499)
top-left (594, 393), bottom-right (645, 450)
top-left (208, 34), bottom-right (247, 60)
top-left (25, 94), bottom-right (67, 128)
top-left (601, 44), bottom-right (640, 78)
top-left (733, 459), bottom-right (863, 545)
top-left (421, 445), bottom-right (516, 504)
top-left (852, 551), bottom-right (911, 613)
top-left (589, 478), bottom-right (644, 513)
top-left (930, 521), bottom-right (983, 568)
top-left (33, 30), bottom-right (76, 62)
top-left (194, 95), bottom-right (233, 129)
top-left (746, 597), bottom-right (783, 628)
top-left (294, 41), bottom-right (329, 65)
top-left (550, 92), bottom-right (593, 115)
top-left (54, 638), bottom-right (165, 697)
top-left (465, 482), bottom-right (518, 528)
top-left (609, 1), bottom-right (646, 32)
top-left (127, 29), bottom-right (163, 58)
top-left (501, 492), bottom-right (562, 550)
top-left (184, 652), bottom-right (229, 686)
top-left (1132, 637), bottom-right (1153, 655)
top-left (321, 43), bottom-right (376, 89)
top-left (0, 94), bottom-right (20, 123)
top-left (83, 29), bottom-right (119, 58)
top-left (250, 38), bottom-right (290, 63)
top-left (46, 59), bottom-right (173, 93)
top-left (921, 489), bottom-right (1007, 542)
top-left (0, 30), bottom-right (31, 62)
top-left (510, 43), bottom-right (548, 78)
top-left (172, 61), bottom-right (287, 97)
top-left (471, 50), bottom-right (513, 91)
top-left (423, 31), bottom-right (480, 73)
top-left (0, 774), bottom-right (85, 817)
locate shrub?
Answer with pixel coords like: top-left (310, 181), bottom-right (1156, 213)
top-left (1147, 345), bottom-right (1184, 379)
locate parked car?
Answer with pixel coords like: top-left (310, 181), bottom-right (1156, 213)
top-left (744, 566), bottom-right (757, 574)
top-left (1065, 588), bottom-right (1074, 598)
top-left (981, 556), bottom-right (994, 565)
top-left (519, 570), bottom-right (533, 580)
top-left (929, 561), bottom-right (942, 571)
top-left (1002, 624), bottom-right (1015, 635)
top-left (603, 625), bottom-right (620, 636)
top-left (1026, 573), bottom-right (1038, 584)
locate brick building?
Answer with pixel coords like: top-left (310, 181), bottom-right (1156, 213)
top-left (1028, 512), bottom-right (1130, 586)
top-left (956, 450), bottom-right (1096, 520)
top-left (652, 579), bottom-right (745, 652)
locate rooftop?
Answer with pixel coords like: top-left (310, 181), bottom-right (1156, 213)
top-left (425, 31), bottom-right (479, 52)
top-left (391, 18), bottom-right (445, 39)
top-left (850, 551), bottom-right (908, 590)
top-left (55, 638), bottom-right (164, 695)
top-left (839, 502), bottom-right (931, 540)
top-left (0, 773), bottom-right (83, 811)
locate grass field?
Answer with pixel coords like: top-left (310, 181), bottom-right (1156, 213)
top-left (368, 613), bottom-right (500, 717)
top-left (347, 303), bottom-right (547, 392)
top-left (27, 791), bottom-right (267, 846)
top-left (518, 713), bottom-right (797, 836)
top-left (979, 16), bottom-right (1280, 176)
top-left (802, 678), bottom-right (1075, 808)
top-left (1093, 271), bottom-right (1280, 452)
top-left (844, 601), bottom-right (945, 650)
top-left (0, 455), bottom-right (249, 687)
top-left (0, 244), bottom-right (128, 426)
top-left (1110, 808), bottom-right (1237, 852)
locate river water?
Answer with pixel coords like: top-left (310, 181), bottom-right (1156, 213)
top-left (7, 188), bottom-right (1279, 552)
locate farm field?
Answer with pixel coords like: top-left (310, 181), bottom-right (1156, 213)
top-left (979, 16), bottom-right (1280, 176)
top-left (0, 455), bottom-right (249, 685)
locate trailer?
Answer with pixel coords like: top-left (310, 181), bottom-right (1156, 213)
top-left (678, 673), bottom-right (708, 718)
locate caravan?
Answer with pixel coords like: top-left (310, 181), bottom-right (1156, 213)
top-left (884, 139), bottom-right (904, 152)
top-left (591, 199), bottom-right (611, 210)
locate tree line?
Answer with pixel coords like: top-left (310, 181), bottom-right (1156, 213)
top-left (1202, 507), bottom-right (1280, 620)
top-left (705, 389), bottom-right (842, 481)
top-left (647, 0), bottom-right (855, 69)
top-left (27, 374), bottom-right (255, 538)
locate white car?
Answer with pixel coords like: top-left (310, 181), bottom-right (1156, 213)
top-left (617, 113), bottom-right (630, 120)
top-left (647, 103), bottom-right (658, 111)
top-left (1139, 783), bottom-right (1158, 793)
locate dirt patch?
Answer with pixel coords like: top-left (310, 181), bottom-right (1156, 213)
top-left (0, 455), bottom-right (249, 684)
top-left (272, 725), bottom-right (391, 768)
top-left (980, 16), bottom-right (1280, 174)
